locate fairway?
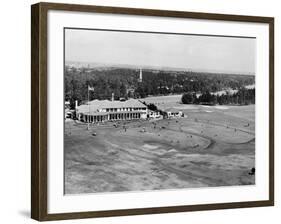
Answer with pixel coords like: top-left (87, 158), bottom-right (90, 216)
top-left (64, 104), bottom-right (255, 194)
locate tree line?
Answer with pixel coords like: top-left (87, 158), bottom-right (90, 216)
top-left (181, 88), bottom-right (255, 105)
top-left (65, 66), bottom-right (255, 109)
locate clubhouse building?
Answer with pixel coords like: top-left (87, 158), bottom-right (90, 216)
top-left (76, 99), bottom-right (148, 123)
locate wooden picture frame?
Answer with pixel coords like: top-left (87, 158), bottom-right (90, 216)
top-left (31, 2), bottom-right (274, 221)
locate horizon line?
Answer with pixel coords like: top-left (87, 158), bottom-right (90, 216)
top-left (65, 60), bottom-right (255, 76)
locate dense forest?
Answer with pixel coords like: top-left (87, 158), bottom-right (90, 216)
top-left (65, 66), bottom-right (255, 108)
top-left (181, 88), bottom-right (255, 105)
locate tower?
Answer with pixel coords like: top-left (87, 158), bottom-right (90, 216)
top-left (138, 68), bottom-right (142, 82)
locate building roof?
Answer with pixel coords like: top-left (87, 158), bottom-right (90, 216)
top-left (77, 99), bottom-right (147, 113)
top-left (81, 111), bottom-right (109, 116)
top-left (83, 111), bottom-right (146, 116)
top-left (164, 107), bottom-right (182, 113)
top-left (148, 109), bottom-right (159, 113)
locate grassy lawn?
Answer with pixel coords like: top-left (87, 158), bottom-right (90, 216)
top-left (64, 105), bottom-right (255, 194)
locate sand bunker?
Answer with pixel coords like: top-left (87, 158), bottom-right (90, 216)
top-left (214, 106), bottom-right (229, 110)
top-left (143, 144), bottom-right (159, 150)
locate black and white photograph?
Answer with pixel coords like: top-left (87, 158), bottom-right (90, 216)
top-left (64, 28), bottom-right (256, 195)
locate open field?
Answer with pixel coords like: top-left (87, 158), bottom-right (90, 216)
top-left (64, 102), bottom-right (255, 194)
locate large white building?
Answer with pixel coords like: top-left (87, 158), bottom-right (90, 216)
top-left (76, 99), bottom-right (148, 123)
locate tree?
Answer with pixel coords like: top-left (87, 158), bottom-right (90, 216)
top-left (181, 93), bottom-right (195, 104)
top-left (147, 103), bottom-right (158, 111)
top-left (120, 83), bottom-right (127, 98)
top-left (199, 91), bottom-right (212, 104)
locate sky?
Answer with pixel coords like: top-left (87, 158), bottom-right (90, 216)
top-left (65, 28), bottom-right (256, 74)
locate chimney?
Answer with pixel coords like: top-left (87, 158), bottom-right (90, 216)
top-left (111, 92), bottom-right (114, 101)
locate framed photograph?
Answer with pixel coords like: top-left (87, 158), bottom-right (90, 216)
top-left (31, 2), bottom-right (274, 221)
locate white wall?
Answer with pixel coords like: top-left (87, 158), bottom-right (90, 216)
top-left (0, 0), bottom-right (280, 223)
